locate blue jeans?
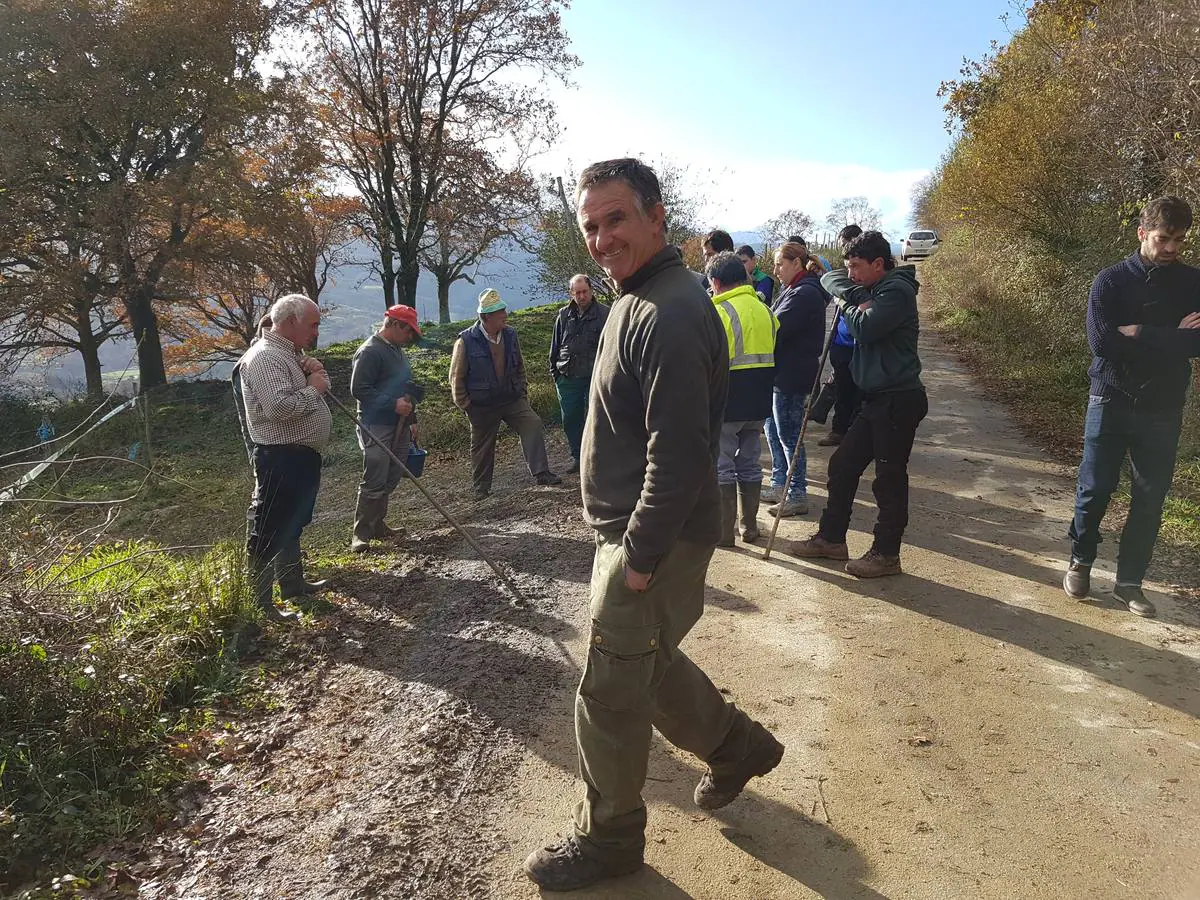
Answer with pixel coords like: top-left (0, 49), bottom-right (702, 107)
top-left (764, 389), bottom-right (808, 500)
top-left (1068, 395), bottom-right (1182, 585)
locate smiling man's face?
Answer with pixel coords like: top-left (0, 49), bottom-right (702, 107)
top-left (577, 179), bottom-right (666, 284)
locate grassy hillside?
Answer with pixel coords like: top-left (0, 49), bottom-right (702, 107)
top-left (0, 304), bottom-right (566, 890)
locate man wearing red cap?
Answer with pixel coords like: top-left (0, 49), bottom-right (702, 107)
top-left (349, 304), bottom-right (424, 552)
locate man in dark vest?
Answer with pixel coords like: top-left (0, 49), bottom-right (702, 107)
top-left (549, 274), bottom-right (609, 473)
top-left (449, 289), bottom-right (562, 500)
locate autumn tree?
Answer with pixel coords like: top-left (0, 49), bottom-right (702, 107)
top-left (307, 0), bottom-right (577, 311)
top-left (421, 146), bottom-right (539, 323)
top-left (760, 209), bottom-right (815, 247)
top-left (0, 0), bottom-right (300, 391)
top-left (825, 197), bottom-right (883, 232)
top-left (162, 186), bottom-right (359, 371)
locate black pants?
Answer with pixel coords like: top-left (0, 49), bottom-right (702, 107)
top-left (247, 444), bottom-right (322, 565)
top-left (829, 343), bottom-right (861, 436)
top-left (818, 388), bottom-right (928, 555)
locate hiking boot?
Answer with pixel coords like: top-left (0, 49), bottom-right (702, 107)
top-left (768, 497), bottom-right (808, 518)
top-left (846, 549), bottom-right (902, 578)
top-left (695, 722), bottom-right (785, 811)
top-left (536, 471), bottom-right (563, 486)
top-left (1114, 583), bottom-right (1156, 618)
top-left (719, 483), bottom-right (737, 547)
top-left (787, 534), bottom-right (850, 560)
top-left (1063, 560), bottom-right (1090, 599)
top-left (473, 487), bottom-right (491, 501)
top-left (818, 432), bottom-right (844, 447)
top-left (738, 481), bottom-right (761, 543)
top-left (761, 484), bottom-right (783, 504)
top-left (523, 835), bottom-right (642, 891)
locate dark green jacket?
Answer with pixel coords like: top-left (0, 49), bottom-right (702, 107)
top-left (821, 266), bottom-right (923, 394)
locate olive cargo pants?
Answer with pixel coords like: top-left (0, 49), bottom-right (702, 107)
top-left (573, 533), bottom-right (756, 861)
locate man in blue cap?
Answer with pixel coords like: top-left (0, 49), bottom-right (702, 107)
top-left (449, 289), bottom-right (561, 500)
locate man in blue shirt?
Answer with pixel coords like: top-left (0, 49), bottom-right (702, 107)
top-left (1064, 196), bottom-right (1200, 618)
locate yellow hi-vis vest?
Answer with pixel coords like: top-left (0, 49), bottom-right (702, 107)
top-left (712, 283), bottom-right (778, 371)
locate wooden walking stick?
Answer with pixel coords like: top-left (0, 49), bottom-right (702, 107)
top-left (326, 392), bottom-right (529, 605)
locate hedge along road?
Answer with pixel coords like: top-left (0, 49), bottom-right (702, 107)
top-left (141, 295), bottom-right (1199, 899)
top-left (488, 311), bottom-right (1200, 899)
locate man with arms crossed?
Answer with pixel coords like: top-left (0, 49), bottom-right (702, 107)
top-left (1064, 196), bottom-right (1200, 617)
top-left (789, 231), bottom-right (927, 577)
top-left (549, 274), bottom-right (609, 474)
top-left (523, 159), bottom-right (784, 891)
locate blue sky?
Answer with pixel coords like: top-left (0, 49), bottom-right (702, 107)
top-left (542, 0), bottom-right (1022, 238)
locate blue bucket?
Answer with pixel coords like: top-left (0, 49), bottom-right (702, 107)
top-left (406, 445), bottom-right (428, 478)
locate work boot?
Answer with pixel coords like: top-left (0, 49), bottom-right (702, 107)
top-left (818, 432), bottom-right (843, 447)
top-left (738, 481), bottom-right (762, 543)
top-left (1062, 560), bottom-right (1090, 599)
top-left (473, 486), bottom-right (491, 502)
top-left (787, 533), bottom-right (850, 560)
top-left (1114, 583), bottom-right (1156, 618)
top-left (372, 496), bottom-right (401, 539)
top-left (695, 720), bottom-right (785, 811)
top-left (523, 835), bottom-right (642, 892)
top-left (761, 484), bottom-right (783, 504)
top-left (719, 482), bottom-right (737, 547)
top-left (768, 496), bottom-right (809, 518)
top-left (536, 471), bottom-right (563, 486)
top-left (845, 548), bottom-right (903, 578)
top-left (351, 494), bottom-right (385, 553)
top-left (276, 540), bottom-right (328, 599)
top-left (251, 556), bottom-right (297, 623)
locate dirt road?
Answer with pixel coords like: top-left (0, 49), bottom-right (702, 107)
top-left (146, 323), bottom-right (1200, 899)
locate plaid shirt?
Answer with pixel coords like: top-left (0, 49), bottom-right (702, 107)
top-left (238, 331), bottom-right (332, 450)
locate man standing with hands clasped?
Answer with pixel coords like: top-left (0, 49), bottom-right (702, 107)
top-left (349, 303), bottom-right (423, 553)
top-left (523, 159), bottom-right (784, 892)
top-left (1064, 196), bottom-right (1200, 618)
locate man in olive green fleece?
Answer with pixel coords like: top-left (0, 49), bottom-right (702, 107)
top-left (790, 230), bottom-right (928, 577)
top-left (523, 158), bottom-right (784, 893)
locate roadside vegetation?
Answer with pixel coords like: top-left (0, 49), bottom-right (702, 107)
top-left (915, 0), bottom-right (1200, 576)
top-left (0, 305), bottom-right (562, 892)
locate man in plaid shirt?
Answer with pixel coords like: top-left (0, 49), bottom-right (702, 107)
top-left (237, 294), bottom-right (332, 622)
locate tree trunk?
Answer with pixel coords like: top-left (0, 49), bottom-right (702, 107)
top-left (380, 243), bottom-right (397, 310)
top-left (437, 273), bottom-right (452, 324)
top-left (72, 297), bottom-right (105, 400)
top-left (396, 259), bottom-right (420, 308)
top-left (124, 286), bottom-right (167, 390)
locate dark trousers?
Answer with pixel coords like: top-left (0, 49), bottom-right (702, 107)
top-left (467, 397), bottom-right (551, 493)
top-left (818, 388), bottom-right (928, 555)
top-left (1068, 395), bottom-right (1182, 585)
top-left (829, 343), bottom-right (861, 435)
top-left (555, 374), bottom-right (591, 462)
top-left (247, 444), bottom-right (322, 565)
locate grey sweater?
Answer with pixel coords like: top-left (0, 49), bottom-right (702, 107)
top-left (581, 247), bottom-right (728, 574)
top-left (350, 333), bottom-right (416, 427)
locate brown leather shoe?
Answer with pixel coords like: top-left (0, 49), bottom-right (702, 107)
top-left (787, 534), bottom-right (850, 560)
top-left (846, 549), bottom-right (902, 578)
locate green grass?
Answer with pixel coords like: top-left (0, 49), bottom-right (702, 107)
top-left (0, 303), bottom-right (571, 890)
top-left (0, 537), bottom-right (263, 890)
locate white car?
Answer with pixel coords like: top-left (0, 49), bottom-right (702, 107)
top-left (901, 230), bottom-right (938, 261)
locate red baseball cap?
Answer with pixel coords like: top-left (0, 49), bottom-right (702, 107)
top-left (384, 304), bottom-right (422, 337)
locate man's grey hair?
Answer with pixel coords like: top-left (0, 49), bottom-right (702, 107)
top-left (569, 274), bottom-right (590, 289)
top-left (269, 293), bottom-right (317, 326)
top-left (576, 158), bottom-right (663, 215)
top-left (705, 251), bottom-right (749, 288)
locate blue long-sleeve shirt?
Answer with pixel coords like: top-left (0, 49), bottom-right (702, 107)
top-left (1086, 252), bottom-right (1200, 410)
